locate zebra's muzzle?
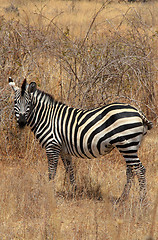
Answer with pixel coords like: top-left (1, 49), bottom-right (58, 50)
top-left (18, 113), bottom-right (27, 128)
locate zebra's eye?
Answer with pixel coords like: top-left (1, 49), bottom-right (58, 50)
top-left (14, 100), bottom-right (17, 104)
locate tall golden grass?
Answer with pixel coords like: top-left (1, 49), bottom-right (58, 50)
top-left (0, 0), bottom-right (158, 239)
top-left (0, 129), bottom-right (157, 239)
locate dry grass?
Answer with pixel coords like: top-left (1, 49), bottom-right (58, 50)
top-left (1, 0), bottom-right (158, 37)
top-left (0, 129), bottom-right (157, 239)
top-left (0, 0), bottom-right (158, 239)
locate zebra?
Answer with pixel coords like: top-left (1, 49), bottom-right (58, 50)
top-left (9, 77), bottom-right (153, 204)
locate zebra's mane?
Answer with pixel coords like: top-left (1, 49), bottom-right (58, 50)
top-left (37, 89), bottom-right (54, 102)
top-left (36, 88), bottom-right (64, 107)
top-left (21, 79), bottom-right (27, 96)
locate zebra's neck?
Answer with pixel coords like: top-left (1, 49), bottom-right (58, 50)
top-left (27, 89), bottom-right (56, 145)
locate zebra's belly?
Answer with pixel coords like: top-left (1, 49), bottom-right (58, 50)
top-left (98, 142), bottom-right (114, 155)
top-left (71, 139), bottom-right (114, 159)
top-left (87, 140), bottom-right (114, 158)
top-left (65, 119), bottom-right (144, 159)
top-left (73, 128), bottom-right (143, 159)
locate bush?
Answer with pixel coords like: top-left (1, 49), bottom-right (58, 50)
top-left (0, 3), bottom-right (157, 157)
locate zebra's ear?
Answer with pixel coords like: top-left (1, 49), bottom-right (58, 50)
top-left (29, 82), bottom-right (37, 93)
top-left (8, 77), bottom-right (19, 91)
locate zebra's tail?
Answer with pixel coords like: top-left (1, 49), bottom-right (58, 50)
top-left (139, 111), bottom-right (153, 131)
top-left (145, 120), bottom-right (153, 130)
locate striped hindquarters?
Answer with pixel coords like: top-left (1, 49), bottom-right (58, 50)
top-left (60, 103), bottom-right (149, 159)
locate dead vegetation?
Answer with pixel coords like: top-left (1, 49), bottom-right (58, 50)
top-left (0, 0), bottom-right (158, 239)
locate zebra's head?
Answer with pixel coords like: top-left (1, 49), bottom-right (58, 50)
top-left (9, 77), bottom-right (37, 128)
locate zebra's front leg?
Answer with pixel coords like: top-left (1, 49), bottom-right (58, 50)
top-left (61, 153), bottom-right (77, 192)
top-left (116, 165), bottom-right (134, 204)
top-left (46, 144), bottom-right (61, 181)
top-left (62, 158), bottom-right (77, 192)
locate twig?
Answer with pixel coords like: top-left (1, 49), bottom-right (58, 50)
top-left (80, 0), bottom-right (111, 51)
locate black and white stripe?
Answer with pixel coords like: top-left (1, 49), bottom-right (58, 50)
top-left (9, 78), bottom-right (153, 203)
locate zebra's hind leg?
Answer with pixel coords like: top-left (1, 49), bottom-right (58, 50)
top-left (134, 163), bottom-right (147, 204)
top-left (116, 155), bottom-right (147, 205)
top-left (116, 165), bottom-right (134, 205)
